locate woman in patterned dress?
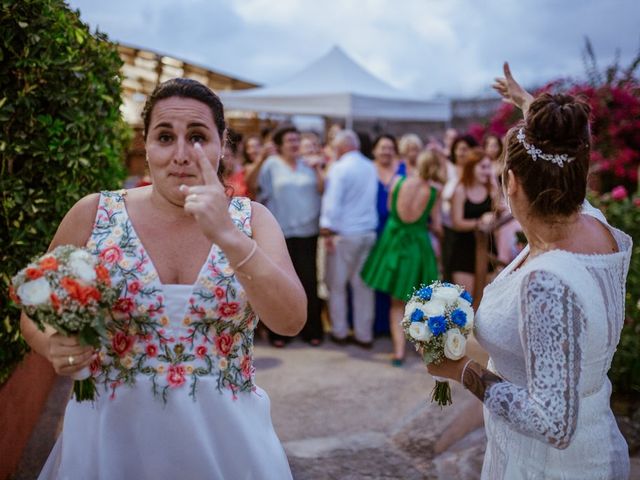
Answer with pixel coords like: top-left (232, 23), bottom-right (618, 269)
top-left (21, 78), bottom-right (306, 479)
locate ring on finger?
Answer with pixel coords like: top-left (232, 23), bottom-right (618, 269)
top-left (68, 355), bottom-right (75, 366)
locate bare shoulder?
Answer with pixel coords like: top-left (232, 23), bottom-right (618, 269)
top-left (49, 193), bottom-right (101, 249)
top-left (249, 201), bottom-right (280, 234)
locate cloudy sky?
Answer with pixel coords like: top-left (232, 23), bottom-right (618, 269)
top-left (66, 0), bottom-right (639, 98)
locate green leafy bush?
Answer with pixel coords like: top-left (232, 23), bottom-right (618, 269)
top-left (0, 0), bottom-right (130, 383)
top-left (592, 188), bottom-right (640, 397)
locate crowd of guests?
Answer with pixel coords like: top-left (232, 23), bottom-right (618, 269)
top-left (220, 123), bottom-right (523, 364)
top-left (133, 122), bottom-right (523, 365)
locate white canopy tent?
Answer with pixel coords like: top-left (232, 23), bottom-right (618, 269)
top-left (219, 46), bottom-right (451, 127)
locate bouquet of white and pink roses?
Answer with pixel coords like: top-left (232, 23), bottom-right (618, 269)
top-left (402, 281), bottom-right (474, 406)
top-left (10, 245), bottom-right (118, 401)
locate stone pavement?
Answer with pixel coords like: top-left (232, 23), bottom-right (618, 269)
top-left (254, 336), bottom-right (640, 480)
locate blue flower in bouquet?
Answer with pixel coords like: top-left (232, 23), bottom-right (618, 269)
top-left (428, 315), bottom-right (447, 336)
top-left (410, 309), bottom-right (424, 322)
top-left (451, 308), bottom-right (467, 328)
top-left (460, 290), bottom-right (473, 304)
top-left (442, 282), bottom-right (455, 288)
top-left (416, 286), bottom-right (432, 301)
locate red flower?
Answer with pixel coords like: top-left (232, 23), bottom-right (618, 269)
top-left (128, 281), bottom-right (142, 295)
top-left (145, 344), bottom-right (158, 357)
top-left (90, 355), bottom-right (101, 375)
top-left (633, 197), bottom-right (640, 207)
top-left (113, 298), bottom-right (135, 314)
top-left (241, 356), bottom-right (253, 379)
top-left (39, 256), bottom-right (58, 271)
top-left (79, 286), bottom-right (101, 305)
top-left (167, 365), bottom-right (186, 388)
top-left (50, 293), bottom-right (61, 312)
top-left (8, 285), bottom-right (20, 304)
top-left (111, 331), bottom-right (135, 357)
top-left (61, 277), bottom-right (82, 300)
top-left (95, 264), bottom-right (111, 286)
top-left (215, 333), bottom-right (234, 356)
top-left (26, 267), bottom-right (43, 280)
top-left (214, 287), bottom-right (225, 299)
top-left (195, 345), bottom-right (208, 358)
top-left (218, 302), bottom-right (240, 318)
top-left (611, 185), bottom-right (628, 201)
top-left (100, 246), bottom-right (122, 264)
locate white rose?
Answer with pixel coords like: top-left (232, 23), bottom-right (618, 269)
top-left (404, 299), bottom-right (423, 319)
top-left (457, 302), bottom-right (475, 332)
top-left (69, 249), bottom-right (93, 263)
top-left (69, 258), bottom-right (96, 283)
top-left (409, 322), bottom-right (432, 342)
top-left (421, 299), bottom-right (446, 318)
top-left (432, 286), bottom-right (460, 304)
top-left (17, 277), bottom-right (52, 306)
top-left (443, 328), bottom-right (467, 360)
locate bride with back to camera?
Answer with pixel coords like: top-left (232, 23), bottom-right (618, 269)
top-left (427, 63), bottom-right (632, 479)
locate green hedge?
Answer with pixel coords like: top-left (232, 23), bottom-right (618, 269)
top-left (0, 0), bottom-right (130, 383)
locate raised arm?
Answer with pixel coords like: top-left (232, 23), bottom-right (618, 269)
top-left (492, 62), bottom-right (535, 118)
top-left (462, 270), bottom-right (585, 449)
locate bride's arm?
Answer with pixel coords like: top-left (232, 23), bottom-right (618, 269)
top-left (459, 270), bottom-right (584, 449)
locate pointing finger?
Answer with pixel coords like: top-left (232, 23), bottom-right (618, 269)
top-left (503, 62), bottom-right (514, 83)
top-left (194, 142), bottom-right (218, 186)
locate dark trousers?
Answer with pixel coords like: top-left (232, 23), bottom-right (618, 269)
top-left (441, 226), bottom-right (456, 282)
top-left (269, 235), bottom-right (323, 343)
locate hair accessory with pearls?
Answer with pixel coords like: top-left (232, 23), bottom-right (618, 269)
top-left (517, 128), bottom-right (574, 167)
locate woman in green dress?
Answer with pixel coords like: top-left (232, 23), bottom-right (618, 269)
top-left (362, 150), bottom-right (443, 365)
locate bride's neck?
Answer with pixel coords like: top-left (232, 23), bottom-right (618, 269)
top-left (521, 212), bottom-right (580, 256)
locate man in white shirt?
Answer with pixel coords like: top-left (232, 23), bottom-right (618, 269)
top-left (320, 130), bottom-right (378, 347)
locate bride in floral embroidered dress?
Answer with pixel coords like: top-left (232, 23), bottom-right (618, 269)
top-left (428, 63), bottom-right (632, 479)
top-left (21, 78), bottom-right (306, 479)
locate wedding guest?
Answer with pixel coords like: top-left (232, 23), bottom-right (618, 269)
top-left (398, 133), bottom-right (424, 177)
top-left (429, 63), bottom-right (631, 479)
top-left (450, 148), bottom-right (499, 295)
top-left (371, 133), bottom-right (405, 336)
top-left (440, 134), bottom-right (478, 281)
top-left (222, 129), bottom-right (249, 197)
top-left (22, 78), bottom-right (305, 479)
top-left (483, 133), bottom-right (503, 163)
top-left (257, 125), bottom-right (324, 347)
top-left (320, 130), bottom-right (378, 347)
top-left (362, 150), bottom-right (442, 365)
top-left (243, 134), bottom-right (263, 165)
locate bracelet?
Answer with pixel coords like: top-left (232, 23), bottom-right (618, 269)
top-left (460, 358), bottom-right (474, 386)
top-left (233, 240), bottom-right (258, 271)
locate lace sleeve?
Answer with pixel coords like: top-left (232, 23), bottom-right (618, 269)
top-left (483, 270), bottom-right (585, 449)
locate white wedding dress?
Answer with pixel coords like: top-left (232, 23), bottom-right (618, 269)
top-left (475, 201), bottom-right (632, 479)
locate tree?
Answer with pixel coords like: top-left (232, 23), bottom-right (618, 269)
top-left (0, 0), bottom-right (130, 383)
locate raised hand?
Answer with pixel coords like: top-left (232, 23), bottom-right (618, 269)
top-left (180, 143), bottom-right (237, 244)
top-left (492, 62), bottom-right (534, 117)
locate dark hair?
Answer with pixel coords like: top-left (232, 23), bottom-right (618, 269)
top-left (450, 134), bottom-right (479, 164)
top-left (482, 133), bottom-right (503, 160)
top-left (141, 78), bottom-right (228, 184)
top-left (372, 134), bottom-right (398, 153)
top-left (502, 93), bottom-right (591, 218)
top-left (272, 125), bottom-right (300, 148)
top-left (226, 128), bottom-right (242, 156)
top-left (357, 131), bottom-right (373, 159)
top-left (142, 78), bottom-right (225, 140)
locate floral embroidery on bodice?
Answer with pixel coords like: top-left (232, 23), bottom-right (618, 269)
top-left (86, 190), bottom-right (257, 402)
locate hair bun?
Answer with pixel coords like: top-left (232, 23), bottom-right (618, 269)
top-left (526, 93), bottom-right (591, 149)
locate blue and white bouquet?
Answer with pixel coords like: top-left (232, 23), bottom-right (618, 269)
top-left (401, 281), bottom-right (474, 406)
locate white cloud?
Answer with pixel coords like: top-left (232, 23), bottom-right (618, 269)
top-left (67, 0), bottom-right (640, 97)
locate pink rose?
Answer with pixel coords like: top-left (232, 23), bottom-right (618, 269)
top-left (128, 281), bottom-right (142, 294)
top-left (146, 344), bottom-right (158, 357)
top-left (215, 333), bottom-right (234, 356)
top-left (112, 331), bottom-right (135, 357)
top-left (218, 302), bottom-right (240, 318)
top-left (611, 185), bottom-right (628, 201)
top-left (240, 356), bottom-right (253, 379)
top-left (100, 245), bottom-right (122, 264)
top-left (113, 298), bottom-right (135, 314)
top-left (167, 365), bottom-right (186, 388)
top-left (195, 345), bottom-right (208, 358)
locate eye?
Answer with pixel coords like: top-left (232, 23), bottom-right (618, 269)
top-left (158, 133), bottom-right (172, 143)
top-left (190, 134), bottom-right (205, 144)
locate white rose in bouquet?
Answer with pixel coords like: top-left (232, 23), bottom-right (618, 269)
top-left (404, 299), bottom-right (424, 319)
top-left (432, 285), bottom-right (460, 304)
top-left (443, 328), bottom-right (467, 360)
top-left (409, 322), bottom-right (432, 342)
top-left (17, 277), bottom-right (52, 306)
top-left (69, 251), bottom-right (97, 282)
top-left (421, 299), bottom-right (446, 318)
